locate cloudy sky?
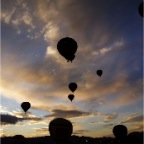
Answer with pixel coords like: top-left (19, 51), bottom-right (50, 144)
top-left (1, 0), bottom-right (143, 138)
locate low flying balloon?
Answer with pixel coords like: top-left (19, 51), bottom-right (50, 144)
top-left (68, 94), bottom-right (74, 102)
top-left (97, 70), bottom-right (103, 77)
top-left (138, 2), bottom-right (143, 17)
top-left (21, 102), bottom-right (31, 113)
top-left (69, 82), bottom-right (77, 92)
top-left (57, 37), bottom-right (78, 62)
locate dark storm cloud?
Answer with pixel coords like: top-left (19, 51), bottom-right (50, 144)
top-left (1, 114), bottom-right (18, 125)
top-left (1, 114), bottom-right (42, 125)
top-left (44, 109), bottom-right (91, 118)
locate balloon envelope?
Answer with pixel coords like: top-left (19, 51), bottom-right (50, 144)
top-left (21, 102), bottom-right (31, 113)
top-left (57, 37), bottom-right (78, 62)
top-left (68, 94), bottom-right (74, 102)
top-left (97, 70), bottom-right (103, 77)
top-left (138, 2), bottom-right (143, 17)
top-left (69, 83), bottom-right (77, 92)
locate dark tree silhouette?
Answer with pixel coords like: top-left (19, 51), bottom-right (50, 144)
top-left (13, 135), bottom-right (25, 144)
top-left (127, 132), bottom-right (143, 144)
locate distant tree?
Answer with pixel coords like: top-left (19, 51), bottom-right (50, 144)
top-left (12, 135), bottom-right (25, 144)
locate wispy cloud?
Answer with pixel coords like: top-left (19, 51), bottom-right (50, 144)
top-left (73, 129), bottom-right (89, 135)
top-left (89, 113), bottom-right (118, 125)
top-left (120, 114), bottom-right (143, 124)
top-left (103, 114), bottom-right (118, 122)
top-left (33, 127), bottom-right (48, 134)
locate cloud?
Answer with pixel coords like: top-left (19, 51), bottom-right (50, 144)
top-left (1, 0), bottom-right (35, 28)
top-left (12, 11), bottom-right (35, 28)
top-left (1, 0), bottom-right (17, 24)
top-left (99, 40), bottom-right (124, 55)
top-left (12, 110), bottom-right (35, 118)
top-left (23, 0), bottom-right (126, 67)
top-left (33, 127), bottom-right (48, 133)
top-left (1, 114), bottom-right (42, 125)
top-left (0, 106), bottom-right (13, 115)
top-left (113, 79), bottom-right (143, 108)
top-left (43, 22), bottom-right (60, 42)
top-left (130, 125), bottom-right (143, 132)
top-left (103, 114), bottom-right (118, 122)
top-left (89, 113), bottom-right (118, 125)
top-left (1, 57), bottom-right (142, 114)
top-left (73, 129), bottom-right (89, 135)
top-left (103, 123), bottom-right (114, 128)
top-left (120, 114), bottom-right (143, 124)
top-left (44, 109), bottom-right (92, 119)
top-left (1, 7), bottom-right (16, 24)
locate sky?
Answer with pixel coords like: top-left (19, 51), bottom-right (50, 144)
top-left (1, 0), bottom-right (143, 138)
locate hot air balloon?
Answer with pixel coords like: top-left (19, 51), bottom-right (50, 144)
top-left (68, 94), bottom-right (74, 102)
top-left (97, 70), bottom-right (103, 77)
top-left (57, 37), bottom-right (78, 62)
top-left (69, 82), bottom-right (77, 92)
top-left (21, 102), bottom-right (31, 113)
top-left (138, 2), bottom-right (143, 17)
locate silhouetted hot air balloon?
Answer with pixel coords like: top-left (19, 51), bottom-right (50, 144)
top-left (138, 2), bottom-right (143, 17)
top-left (68, 94), bottom-right (74, 102)
top-left (57, 37), bottom-right (78, 62)
top-left (21, 102), bottom-right (31, 113)
top-left (97, 70), bottom-right (103, 77)
top-left (69, 82), bottom-right (77, 92)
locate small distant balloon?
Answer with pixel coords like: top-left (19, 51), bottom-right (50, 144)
top-left (21, 102), bottom-right (31, 113)
top-left (57, 37), bottom-right (78, 62)
top-left (69, 82), bottom-right (77, 92)
top-left (97, 70), bottom-right (103, 77)
top-left (68, 94), bottom-right (74, 102)
top-left (138, 2), bottom-right (143, 17)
